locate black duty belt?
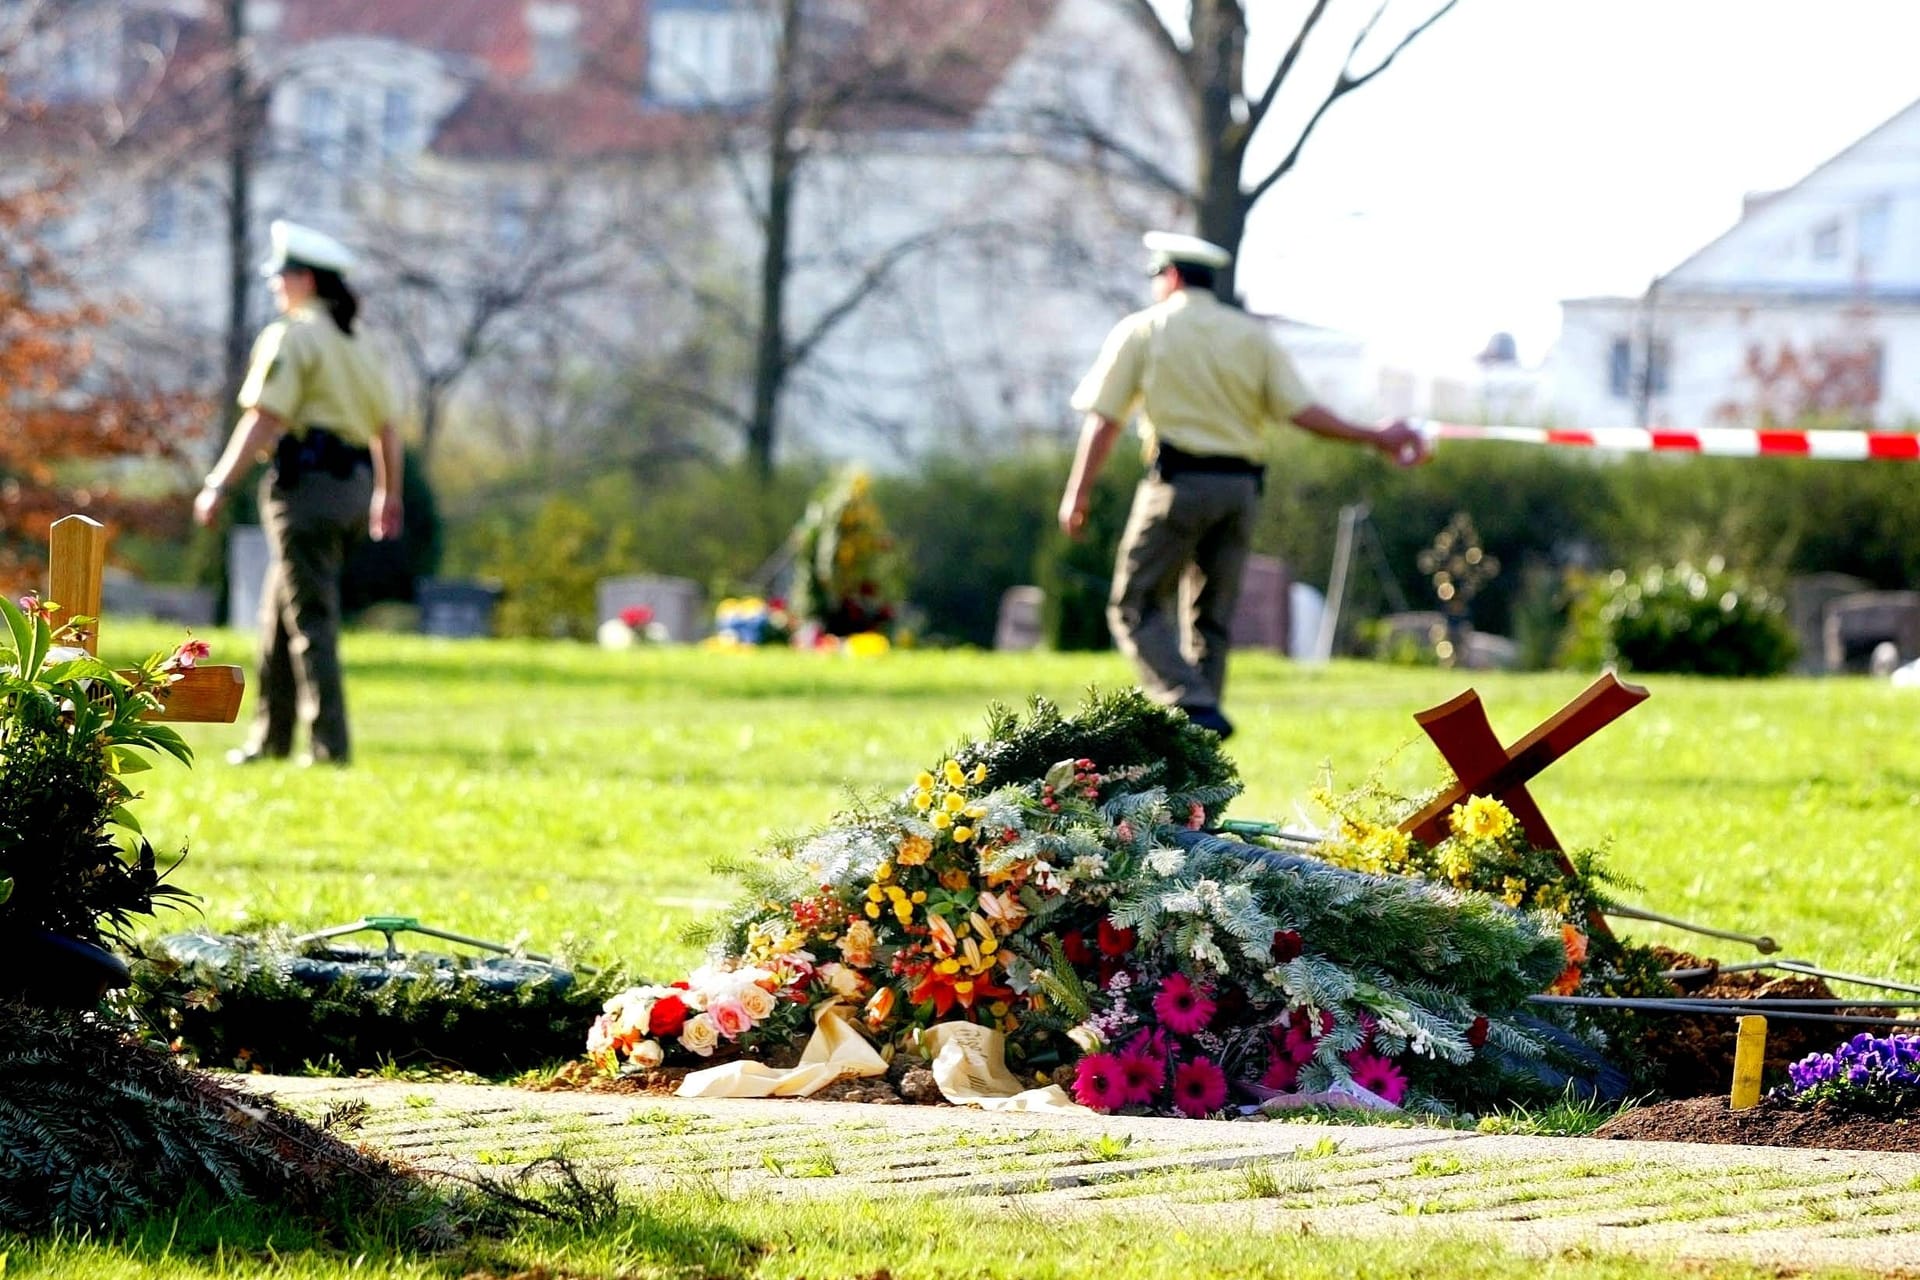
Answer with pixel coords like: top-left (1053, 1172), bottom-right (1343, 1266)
top-left (273, 426), bottom-right (372, 484)
top-left (1152, 443), bottom-right (1265, 482)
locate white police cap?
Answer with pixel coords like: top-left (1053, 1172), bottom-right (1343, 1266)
top-left (1143, 230), bottom-right (1232, 272)
top-left (258, 219), bottom-right (355, 277)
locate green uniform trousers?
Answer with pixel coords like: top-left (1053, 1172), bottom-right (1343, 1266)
top-left (246, 464), bottom-right (371, 763)
top-left (1106, 471), bottom-right (1259, 711)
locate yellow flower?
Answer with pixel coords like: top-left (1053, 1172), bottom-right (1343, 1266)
top-left (1366, 828), bottom-right (1414, 870)
top-left (939, 867), bottom-right (971, 891)
top-left (931, 811), bottom-right (952, 831)
top-left (1501, 876), bottom-right (1528, 908)
top-left (916, 772), bottom-right (936, 791)
top-left (1436, 841), bottom-right (1475, 883)
top-left (936, 957), bottom-right (961, 975)
top-left (910, 890), bottom-right (927, 904)
top-left (896, 835), bottom-right (933, 866)
top-left (952, 826), bottom-right (974, 843)
top-left (912, 790), bottom-right (934, 811)
top-left (1450, 795), bottom-right (1516, 843)
top-left (970, 763), bottom-right (988, 785)
top-left (865, 902), bottom-right (882, 918)
top-left (943, 760), bottom-right (967, 788)
top-left (876, 862), bottom-right (893, 881)
top-left (893, 901), bottom-right (913, 926)
top-left (943, 792), bottom-right (966, 813)
top-left (866, 885), bottom-right (883, 902)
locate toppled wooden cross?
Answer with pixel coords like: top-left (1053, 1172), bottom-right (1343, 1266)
top-left (42, 514), bottom-right (244, 724)
top-left (1398, 673), bottom-right (1649, 936)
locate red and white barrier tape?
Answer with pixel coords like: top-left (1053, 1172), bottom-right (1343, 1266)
top-left (1417, 421), bottom-right (1920, 461)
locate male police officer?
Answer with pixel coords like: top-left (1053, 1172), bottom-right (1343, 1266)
top-left (1058, 232), bottom-right (1428, 740)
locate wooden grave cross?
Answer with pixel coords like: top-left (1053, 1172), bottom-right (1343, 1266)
top-left (1396, 672), bottom-right (1650, 936)
top-left (41, 514), bottom-right (245, 724)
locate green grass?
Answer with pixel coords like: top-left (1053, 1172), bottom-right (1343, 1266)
top-left (101, 625), bottom-right (1920, 984)
top-left (31, 629), bottom-right (1920, 1278)
top-left (2, 1188), bottom-right (1889, 1279)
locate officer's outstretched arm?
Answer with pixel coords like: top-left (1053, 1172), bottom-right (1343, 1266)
top-left (193, 408), bottom-right (285, 527)
top-left (1290, 404), bottom-right (1429, 467)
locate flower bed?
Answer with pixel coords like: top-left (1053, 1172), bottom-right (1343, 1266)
top-left (584, 692), bottom-right (1603, 1117)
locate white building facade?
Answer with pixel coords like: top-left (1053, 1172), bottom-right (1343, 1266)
top-left (1555, 97), bottom-right (1920, 432)
top-left (11, 0), bottom-right (1195, 463)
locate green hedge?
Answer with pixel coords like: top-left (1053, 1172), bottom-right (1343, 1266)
top-left (440, 432), bottom-right (1920, 660)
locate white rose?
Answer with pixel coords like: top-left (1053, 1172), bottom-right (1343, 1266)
top-left (679, 1013), bottom-right (720, 1057)
top-left (631, 1038), bottom-right (665, 1070)
top-left (737, 984), bottom-right (777, 1021)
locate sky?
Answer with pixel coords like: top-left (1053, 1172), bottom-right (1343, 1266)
top-left (1195, 0), bottom-right (1920, 370)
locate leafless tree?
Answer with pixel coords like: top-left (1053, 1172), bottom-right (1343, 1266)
top-left (1098, 0), bottom-right (1457, 300)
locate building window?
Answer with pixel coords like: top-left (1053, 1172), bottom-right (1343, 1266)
top-left (648, 4), bottom-right (777, 107)
top-left (1608, 336), bottom-right (1669, 400)
top-left (1811, 218), bottom-right (1842, 262)
top-left (381, 86), bottom-right (414, 159)
top-left (300, 84), bottom-right (340, 162)
top-left (1858, 199), bottom-right (1890, 267)
top-left (143, 184), bottom-right (179, 245)
top-left (490, 187), bottom-right (529, 252)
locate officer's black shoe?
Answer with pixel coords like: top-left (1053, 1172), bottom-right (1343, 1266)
top-left (225, 747), bottom-right (287, 766)
top-left (1181, 706), bottom-right (1235, 740)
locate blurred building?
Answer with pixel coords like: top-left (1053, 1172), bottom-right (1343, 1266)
top-left (3, 0), bottom-right (1191, 460)
top-left (1555, 97), bottom-right (1920, 431)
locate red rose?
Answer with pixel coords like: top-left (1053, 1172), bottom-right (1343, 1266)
top-left (1062, 931), bottom-right (1095, 967)
top-left (1466, 1016), bottom-right (1489, 1050)
top-left (1270, 930), bottom-right (1303, 963)
top-left (649, 995), bottom-right (689, 1037)
top-left (1097, 920), bottom-right (1136, 958)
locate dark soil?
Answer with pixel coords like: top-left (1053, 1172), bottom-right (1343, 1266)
top-left (1630, 948), bottom-right (1894, 1099)
top-left (1596, 1094), bottom-right (1920, 1153)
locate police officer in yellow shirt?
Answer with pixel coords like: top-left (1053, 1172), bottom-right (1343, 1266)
top-left (193, 220), bottom-right (405, 766)
top-left (1058, 232), bottom-right (1428, 740)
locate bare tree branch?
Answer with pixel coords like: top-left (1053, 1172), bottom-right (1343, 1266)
top-left (1245, 0), bottom-right (1456, 208)
top-left (1246, 0), bottom-right (1331, 132)
top-left (1029, 105), bottom-right (1197, 202)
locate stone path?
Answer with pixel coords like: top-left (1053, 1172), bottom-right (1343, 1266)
top-left (250, 1075), bottom-right (1920, 1273)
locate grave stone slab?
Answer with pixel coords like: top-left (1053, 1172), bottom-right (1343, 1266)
top-left (416, 579), bottom-right (502, 638)
top-left (598, 575), bottom-right (705, 643)
top-left (993, 586), bottom-right (1045, 652)
top-left (1288, 584), bottom-right (1325, 662)
top-left (1787, 572), bottom-right (1869, 672)
top-left (1824, 591), bottom-right (1920, 672)
top-left (227, 524), bottom-right (270, 632)
top-left (1228, 554), bottom-right (1291, 653)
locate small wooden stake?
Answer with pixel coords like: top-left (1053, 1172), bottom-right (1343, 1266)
top-left (1730, 1015), bottom-right (1767, 1111)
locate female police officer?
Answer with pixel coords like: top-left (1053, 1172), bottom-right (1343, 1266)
top-left (193, 220), bottom-right (404, 767)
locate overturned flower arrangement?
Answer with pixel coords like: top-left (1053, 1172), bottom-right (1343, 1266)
top-left (588, 692), bottom-right (1622, 1117)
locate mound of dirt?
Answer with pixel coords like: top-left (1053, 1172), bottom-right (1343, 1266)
top-left (1596, 1094), bottom-right (1920, 1153)
top-left (1630, 948), bottom-right (1893, 1099)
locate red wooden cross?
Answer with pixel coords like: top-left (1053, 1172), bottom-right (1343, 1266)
top-left (1397, 673), bottom-right (1649, 934)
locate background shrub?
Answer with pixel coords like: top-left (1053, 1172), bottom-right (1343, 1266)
top-left (1559, 560), bottom-right (1797, 676)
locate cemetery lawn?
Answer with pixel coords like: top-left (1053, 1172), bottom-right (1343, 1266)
top-left (5, 1187), bottom-right (1890, 1280)
top-left (21, 629), bottom-right (1920, 1280)
top-left (112, 625), bottom-right (1920, 993)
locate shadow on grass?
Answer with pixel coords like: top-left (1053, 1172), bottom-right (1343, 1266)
top-left (25, 1186), bottom-right (768, 1280)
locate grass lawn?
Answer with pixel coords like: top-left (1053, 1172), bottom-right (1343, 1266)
top-left (109, 624), bottom-right (1920, 984)
top-left (17, 626), bottom-right (1920, 1279)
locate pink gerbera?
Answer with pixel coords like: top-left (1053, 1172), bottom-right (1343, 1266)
top-left (1259, 1050), bottom-right (1301, 1092)
top-left (1153, 974), bottom-right (1216, 1036)
top-left (1344, 1050), bottom-right (1409, 1106)
top-left (1170, 1056), bottom-right (1229, 1118)
top-left (1072, 1053), bottom-right (1128, 1112)
top-left (1282, 1007), bottom-right (1330, 1065)
top-left (1117, 1050), bottom-right (1164, 1105)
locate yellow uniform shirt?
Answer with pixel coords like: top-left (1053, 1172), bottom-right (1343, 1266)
top-left (236, 303), bottom-right (394, 447)
top-left (1071, 290), bottom-right (1314, 463)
